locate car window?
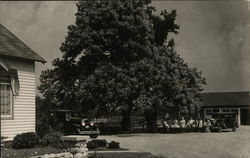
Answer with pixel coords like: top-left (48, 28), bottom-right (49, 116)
top-left (84, 119), bottom-right (90, 123)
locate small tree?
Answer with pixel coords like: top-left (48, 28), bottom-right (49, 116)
top-left (36, 96), bottom-right (49, 137)
top-left (36, 96), bottom-right (63, 136)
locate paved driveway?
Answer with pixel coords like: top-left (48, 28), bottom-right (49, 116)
top-left (99, 126), bottom-right (250, 158)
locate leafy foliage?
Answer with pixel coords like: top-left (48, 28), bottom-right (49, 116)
top-left (87, 139), bottom-right (108, 149)
top-left (108, 141), bottom-right (120, 149)
top-left (41, 130), bottom-right (63, 148)
top-left (12, 132), bottom-right (38, 149)
top-left (39, 0), bottom-right (206, 131)
top-left (93, 139), bottom-right (107, 147)
top-left (36, 96), bottom-right (64, 137)
top-left (36, 96), bottom-right (51, 137)
top-left (87, 140), bottom-right (97, 149)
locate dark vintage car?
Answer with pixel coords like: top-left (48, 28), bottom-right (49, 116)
top-left (52, 110), bottom-right (100, 138)
top-left (210, 112), bottom-right (238, 132)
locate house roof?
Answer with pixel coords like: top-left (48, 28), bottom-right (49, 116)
top-left (201, 91), bottom-right (250, 106)
top-left (0, 24), bottom-right (46, 63)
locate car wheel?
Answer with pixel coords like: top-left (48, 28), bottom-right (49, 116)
top-left (90, 134), bottom-right (98, 139)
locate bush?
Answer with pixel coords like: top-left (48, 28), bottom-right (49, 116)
top-left (35, 96), bottom-right (64, 138)
top-left (97, 139), bottom-right (107, 147)
top-left (87, 140), bottom-right (97, 149)
top-left (86, 139), bottom-right (107, 149)
top-left (94, 139), bottom-right (107, 147)
top-left (41, 130), bottom-right (63, 148)
top-left (108, 141), bottom-right (120, 149)
top-left (12, 132), bottom-right (38, 149)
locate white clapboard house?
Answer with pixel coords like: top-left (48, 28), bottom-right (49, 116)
top-left (0, 24), bottom-right (46, 140)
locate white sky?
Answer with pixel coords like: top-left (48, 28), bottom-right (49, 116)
top-left (0, 1), bottom-right (249, 93)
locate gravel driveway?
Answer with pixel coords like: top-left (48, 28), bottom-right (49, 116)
top-left (99, 126), bottom-right (250, 158)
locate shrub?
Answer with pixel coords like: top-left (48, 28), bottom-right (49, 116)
top-left (12, 132), bottom-right (38, 149)
top-left (94, 139), bottom-right (107, 147)
top-left (108, 141), bottom-right (120, 149)
top-left (56, 142), bottom-right (72, 149)
top-left (41, 130), bottom-right (63, 148)
top-left (87, 140), bottom-right (97, 149)
top-left (97, 139), bottom-right (107, 147)
top-left (86, 139), bottom-right (107, 149)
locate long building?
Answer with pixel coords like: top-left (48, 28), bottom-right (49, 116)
top-left (201, 91), bottom-right (250, 126)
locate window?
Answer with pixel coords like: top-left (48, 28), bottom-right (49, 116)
top-left (231, 109), bottom-right (238, 115)
top-left (0, 75), bottom-right (13, 118)
top-left (213, 108), bottom-right (219, 113)
top-left (205, 108), bottom-right (213, 115)
top-left (221, 108), bottom-right (230, 113)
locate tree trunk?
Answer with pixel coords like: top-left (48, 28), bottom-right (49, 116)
top-left (145, 110), bottom-right (158, 133)
top-left (121, 108), bottom-right (132, 131)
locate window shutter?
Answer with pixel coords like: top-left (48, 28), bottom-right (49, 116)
top-left (9, 69), bottom-right (20, 96)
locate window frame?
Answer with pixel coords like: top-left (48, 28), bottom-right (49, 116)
top-left (0, 76), bottom-right (14, 120)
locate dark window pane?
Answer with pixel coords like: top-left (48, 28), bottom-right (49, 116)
top-left (231, 109), bottom-right (238, 114)
top-left (221, 108), bottom-right (230, 113)
top-left (213, 108), bottom-right (219, 112)
top-left (0, 82), bottom-right (11, 116)
top-left (205, 109), bottom-right (213, 115)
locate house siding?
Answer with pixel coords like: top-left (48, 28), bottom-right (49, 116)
top-left (1, 70), bottom-right (36, 138)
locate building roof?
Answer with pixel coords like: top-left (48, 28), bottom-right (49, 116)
top-left (0, 24), bottom-right (46, 63)
top-left (201, 91), bottom-right (250, 106)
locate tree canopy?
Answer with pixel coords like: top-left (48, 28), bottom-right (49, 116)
top-left (39, 0), bottom-right (206, 131)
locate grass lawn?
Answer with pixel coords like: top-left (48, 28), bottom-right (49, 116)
top-left (89, 152), bottom-right (166, 158)
top-left (88, 147), bottom-right (128, 151)
top-left (1, 147), bottom-right (63, 158)
top-left (1, 146), bottom-right (165, 158)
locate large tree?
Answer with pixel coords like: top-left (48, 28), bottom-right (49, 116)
top-left (40, 0), bottom-right (206, 131)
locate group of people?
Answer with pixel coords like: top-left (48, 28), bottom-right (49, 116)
top-left (161, 117), bottom-right (212, 132)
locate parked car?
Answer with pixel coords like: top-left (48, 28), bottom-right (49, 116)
top-left (210, 112), bottom-right (238, 132)
top-left (52, 109), bottom-right (100, 138)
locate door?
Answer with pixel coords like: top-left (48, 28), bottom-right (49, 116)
top-left (240, 109), bottom-right (249, 125)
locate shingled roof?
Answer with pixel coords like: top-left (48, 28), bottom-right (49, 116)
top-left (0, 24), bottom-right (46, 63)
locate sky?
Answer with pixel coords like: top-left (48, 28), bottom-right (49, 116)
top-left (0, 1), bottom-right (249, 93)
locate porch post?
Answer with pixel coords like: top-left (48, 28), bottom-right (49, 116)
top-left (238, 108), bottom-right (241, 126)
